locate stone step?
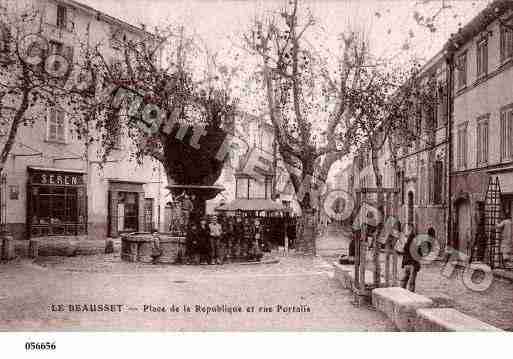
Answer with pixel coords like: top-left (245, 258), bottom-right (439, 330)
top-left (333, 262), bottom-right (383, 290)
top-left (415, 308), bottom-right (503, 332)
top-left (372, 287), bottom-right (434, 331)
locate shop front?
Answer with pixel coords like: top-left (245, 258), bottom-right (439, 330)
top-left (108, 180), bottom-right (146, 238)
top-left (27, 167), bottom-right (87, 238)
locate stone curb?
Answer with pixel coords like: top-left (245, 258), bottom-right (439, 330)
top-left (370, 287), bottom-right (502, 332)
top-left (330, 263), bottom-right (503, 331)
top-left (415, 307), bottom-right (503, 332)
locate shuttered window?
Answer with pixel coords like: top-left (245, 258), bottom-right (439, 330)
top-left (476, 38), bottom-right (488, 77)
top-left (457, 52), bottom-right (467, 89)
top-left (500, 109), bottom-right (513, 161)
top-left (500, 24), bottom-right (513, 62)
top-left (457, 124), bottom-right (467, 169)
top-left (47, 107), bottom-right (67, 143)
top-left (432, 161), bottom-right (444, 205)
top-left (476, 118), bottom-right (489, 166)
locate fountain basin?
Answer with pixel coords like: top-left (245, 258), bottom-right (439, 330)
top-left (121, 232), bottom-right (186, 264)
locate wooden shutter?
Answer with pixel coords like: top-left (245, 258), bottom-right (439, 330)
top-left (45, 3), bottom-right (57, 25)
top-left (48, 108), bottom-right (57, 141)
top-left (483, 40), bottom-right (488, 74)
top-left (463, 126), bottom-right (468, 168)
top-left (509, 110), bottom-right (513, 159)
top-left (477, 123), bottom-right (482, 165)
top-left (484, 121), bottom-right (488, 164)
top-left (501, 112), bottom-right (506, 160)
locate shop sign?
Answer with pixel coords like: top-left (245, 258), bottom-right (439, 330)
top-left (30, 170), bottom-right (83, 186)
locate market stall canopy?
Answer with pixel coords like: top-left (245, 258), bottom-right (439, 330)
top-left (215, 199), bottom-right (285, 212)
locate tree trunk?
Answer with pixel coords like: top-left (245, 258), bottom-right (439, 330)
top-left (370, 150), bottom-right (384, 213)
top-left (0, 89), bottom-right (30, 171)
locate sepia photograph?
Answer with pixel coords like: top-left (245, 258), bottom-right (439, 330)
top-left (0, 0), bottom-right (512, 353)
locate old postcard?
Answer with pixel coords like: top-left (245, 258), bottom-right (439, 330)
top-left (0, 0), bottom-right (512, 345)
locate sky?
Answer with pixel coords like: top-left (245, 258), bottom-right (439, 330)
top-left (77, 0), bottom-right (493, 179)
top-left (80, 0), bottom-right (491, 64)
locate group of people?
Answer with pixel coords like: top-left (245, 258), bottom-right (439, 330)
top-left (183, 215), bottom-right (271, 265)
top-left (351, 220), bottom-right (428, 293)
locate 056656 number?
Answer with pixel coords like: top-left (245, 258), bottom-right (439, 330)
top-left (25, 342), bottom-right (56, 351)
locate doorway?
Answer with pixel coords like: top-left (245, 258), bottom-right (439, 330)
top-left (456, 199), bottom-right (471, 255)
top-left (407, 191), bottom-right (414, 226)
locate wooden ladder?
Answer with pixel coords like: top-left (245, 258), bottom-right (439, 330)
top-left (483, 176), bottom-right (504, 269)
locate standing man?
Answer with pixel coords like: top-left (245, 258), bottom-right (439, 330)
top-left (198, 217), bottom-right (210, 265)
top-left (182, 194), bottom-right (194, 228)
top-left (400, 224), bottom-right (421, 292)
top-left (242, 217), bottom-right (254, 260)
top-left (250, 218), bottom-right (264, 261)
top-left (233, 214), bottom-right (244, 260)
top-left (209, 216), bottom-right (223, 264)
top-left (496, 208), bottom-right (512, 263)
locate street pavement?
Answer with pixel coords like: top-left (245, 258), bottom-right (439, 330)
top-left (318, 224), bottom-right (513, 330)
top-left (0, 255), bottom-right (394, 331)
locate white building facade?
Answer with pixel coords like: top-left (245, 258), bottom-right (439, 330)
top-left (0, 0), bottom-right (169, 241)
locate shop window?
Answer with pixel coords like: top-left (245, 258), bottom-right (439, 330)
top-left (118, 192), bottom-right (139, 232)
top-left (28, 169), bottom-right (86, 237)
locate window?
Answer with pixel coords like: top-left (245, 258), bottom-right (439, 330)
top-left (432, 160), bottom-right (444, 205)
top-left (49, 40), bottom-right (63, 55)
top-left (457, 52), bottom-right (467, 89)
top-left (500, 107), bottom-right (513, 161)
top-left (416, 105), bottom-right (422, 137)
top-left (420, 165), bottom-right (426, 205)
top-left (500, 24), bottom-right (513, 62)
top-left (47, 107), bottom-right (67, 143)
top-left (437, 84), bottom-right (448, 127)
top-left (48, 40), bottom-right (73, 64)
top-left (56, 4), bottom-right (67, 29)
top-left (476, 117), bottom-right (489, 166)
top-left (457, 123), bottom-right (468, 169)
top-left (476, 38), bottom-right (488, 77)
top-left (28, 169), bottom-right (86, 237)
top-left (118, 192), bottom-right (139, 232)
top-left (236, 177), bottom-right (249, 199)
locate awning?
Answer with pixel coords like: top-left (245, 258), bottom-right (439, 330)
top-left (215, 198), bottom-right (285, 212)
top-left (28, 166), bottom-right (86, 174)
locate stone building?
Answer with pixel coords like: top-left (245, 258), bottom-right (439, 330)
top-left (211, 111), bottom-right (301, 216)
top-left (350, 50), bottom-right (450, 249)
top-left (446, 0), bottom-right (513, 257)
top-left (394, 50), bottom-right (450, 250)
top-left (0, 0), bottom-right (169, 241)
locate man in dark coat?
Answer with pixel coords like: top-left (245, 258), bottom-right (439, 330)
top-left (401, 224), bottom-right (422, 292)
top-left (232, 215), bottom-right (244, 260)
top-left (185, 223), bottom-right (200, 265)
top-left (242, 217), bottom-right (254, 260)
top-left (197, 218), bottom-right (210, 265)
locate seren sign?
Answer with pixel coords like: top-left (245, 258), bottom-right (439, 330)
top-left (29, 169), bottom-right (84, 186)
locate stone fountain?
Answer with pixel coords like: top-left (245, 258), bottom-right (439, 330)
top-left (121, 124), bottom-right (227, 264)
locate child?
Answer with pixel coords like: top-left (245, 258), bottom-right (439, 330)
top-left (150, 229), bottom-right (162, 265)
